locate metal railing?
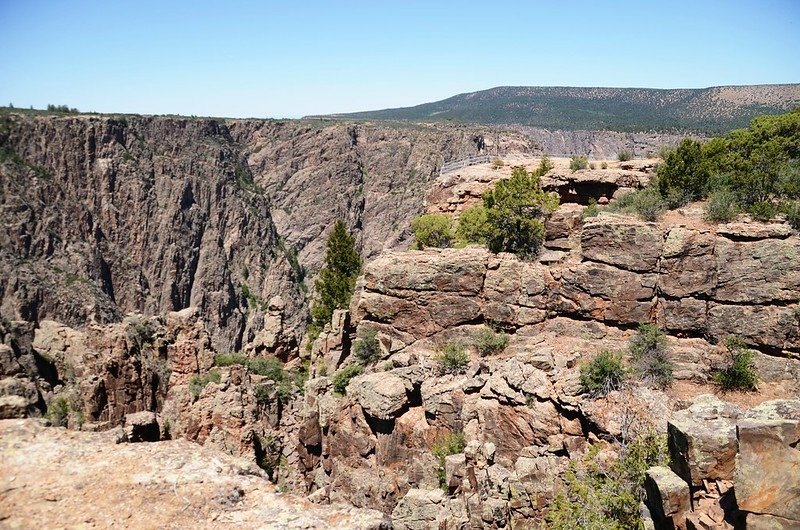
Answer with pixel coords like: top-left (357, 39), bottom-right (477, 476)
top-left (440, 154), bottom-right (491, 175)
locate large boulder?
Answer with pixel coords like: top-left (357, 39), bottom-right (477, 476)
top-left (735, 400), bottom-right (800, 525)
top-left (391, 488), bottom-right (445, 530)
top-left (668, 395), bottom-right (742, 486)
top-left (355, 372), bottom-right (409, 420)
top-left (645, 466), bottom-right (690, 529)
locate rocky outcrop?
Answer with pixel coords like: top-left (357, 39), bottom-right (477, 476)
top-left (0, 418), bottom-right (390, 529)
top-left (667, 395), bottom-right (742, 486)
top-left (736, 400), bottom-right (800, 528)
top-left (645, 398), bottom-right (800, 530)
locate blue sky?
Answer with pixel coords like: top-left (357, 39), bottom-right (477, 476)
top-left (1, 0), bottom-right (798, 118)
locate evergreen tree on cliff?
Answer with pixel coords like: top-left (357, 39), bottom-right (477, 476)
top-left (309, 220), bottom-right (362, 337)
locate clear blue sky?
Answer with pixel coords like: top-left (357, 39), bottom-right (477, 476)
top-left (1, 0), bottom-right (798, 118)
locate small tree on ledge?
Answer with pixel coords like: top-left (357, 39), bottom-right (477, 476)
top-left (308, 220), bottom-right (362, 340)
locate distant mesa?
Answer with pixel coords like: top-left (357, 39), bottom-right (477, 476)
top-left (309, 84), bottom-right (800, 133)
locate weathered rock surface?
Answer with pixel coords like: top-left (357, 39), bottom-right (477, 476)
top-left (735, 400), bottom-right (800, 526)
top-left (0, 114), bottom-right (303, 354)
top-left (645, 466), bottom-right (690, 529)
top-left (0, 418), bottom-right (389, 529)
top-left (668, 395), bottom-right (742, 486)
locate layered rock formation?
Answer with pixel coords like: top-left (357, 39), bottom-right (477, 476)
top-left (1, 113), bottom-right (684, 355)
top-left (2, 112), bottom-right (799, 528)
top-left (286, 211), bottom-right (799, 527)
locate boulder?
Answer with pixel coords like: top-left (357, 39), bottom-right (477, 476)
top-left (123, 411), bottom-right (160, 442)
top-left (391, 488), bottom-right (445, 530)
top-left (668, 395), bottom-right (742, 486)
top-left (355, 372), bottom-right (409, 420)
top-left (735, 400), bottom-right (800, 525)
top-left (645, 466), bottom-right (690, 528)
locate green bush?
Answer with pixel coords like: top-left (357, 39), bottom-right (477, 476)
top-left (569, 155), bottom-right (588, 172)
top-left (601, 161), bottom-right (608, 169)
top-left (713, 336), bottom-right (757, 391)
top-left (491, 158), bottom-right (504, 169)
top-left (254, 383), bottom-right (273, 405)
top-left (309, 220), bottom-right (362, 341)
top-left (617, 150), bottom-right (632, 162)
top-left (547, 431), bottom-right (669, 530)
top-left (657, 138), bottom-right (711, 201)
top-left (410, 213), bottom-right (454, 249)
top-left (455, 204), bottom-right (490, 245)
top-left (535, 155), bottom-right (554, 176)
top-left (704, 189), bottom-right (740, 223)
top-left (332, 364), bottom-right (362, 395)
top-left (482, 166), bottom-right (559, 258)
top-left (582, 198), bottom-right (599, 219)
top-left (189, 370), bottom-right (221, 398)
top-left (748, 200), bottom-right (777, 221)
top-left (779, 200), bottom-right (800, 229)
top-left (431, 432), bottom-right (465, 490)
top-left (629, 323), bottom-right (672, 389)
top-left (473, 326), bottom-right (509, 357)
top-left (580, 350), bottom-right (626, 396)
top-left (46, 397), bottom-right (70, 427)
top-left (248, 357), bottom-right (286, 381)
top-left (213, 353), bottom-right (249, 367)
top-left (354, 328), bottom-right (381, 364)
top-left (778, 159), bottom-right (800, 199)
top-left (610, 187), bottom-right (666, 222)
top-left (436, 342), bottom-right (470, 374)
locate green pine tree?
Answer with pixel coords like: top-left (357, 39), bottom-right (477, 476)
top-left (309, 220), bottom-right (362, 339)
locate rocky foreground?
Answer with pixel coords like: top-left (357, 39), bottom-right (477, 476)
top-left (0, 418), bottom-right (389, 529)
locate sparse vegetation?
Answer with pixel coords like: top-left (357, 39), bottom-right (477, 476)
top-left (629, 323), bottom-right (673, 389)
top-left (473, 326), bottom-right (509, 357)
top-left (704, 188), bottom-right (740, 222)
top-left (581, 198), bottom-right (599, 219)
top-left (601, 161), bottom-right (608, 169)
top-left (309, 220), bottom-right (362, 341)
top-left (547, 431), bottom-right (669, 530)
top-left (46, 397), bottom-right (70, 427)
top-left (431, 432), bottom-right (465, 490)
top-left (580, 350), bottom-right (626, 396)
top-left (569, 155), bottom-right (588, 172)
top-left (713, 336), bottom-right (758, 391)
top-left (354, 328), bottom-right (381, 364)
top-left (410, 213), bottom-right (455, 249)
top-left (248, 357), bottom-right (286, 381)
top-left (241, 283), bottom-right (267, 311)
top-left (213, 353), bottom-right (250, 367)
top-left (254, 383), bottom-right (273, 405)
top-left (189, 370), bottom-right (221, 398)
top-left (47, 104), bottom-right (79, 114)
top-left (617, 149), bottom-right (632, 162)
top-left (491, 158), bottom-right (505, 169)
top-left (332, 363), bottom-right (362, 395)
top-left (436, 342), bottom-right (470, 374)
top-left (607, 187), bottom-right (666, 222)
top-left (748, 200), bottom-right (777, 221)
